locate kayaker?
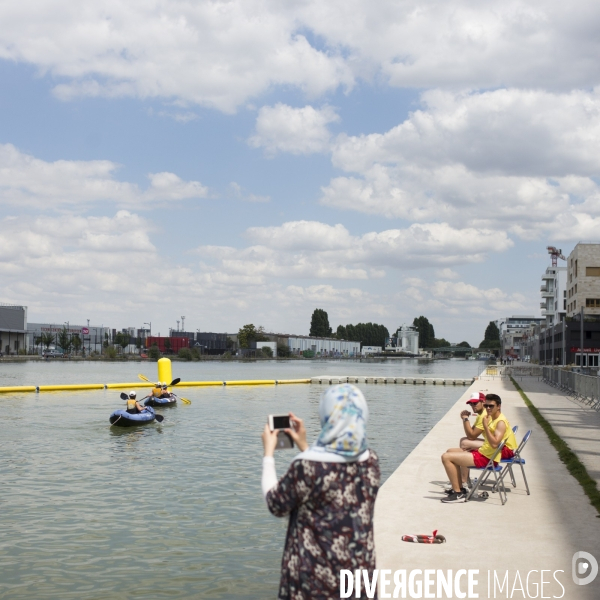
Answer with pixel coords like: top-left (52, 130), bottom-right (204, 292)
top-left (151, 382), bottom-right (162, 398)
top-left (125, 391), bottom-right (146, 414)
top-left (159, 383), bottom-right (172, 399)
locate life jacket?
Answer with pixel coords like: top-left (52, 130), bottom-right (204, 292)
top-left (152, 387), bottom-right (162, 397)
top-left (126, 399), bottom-right (139, 414)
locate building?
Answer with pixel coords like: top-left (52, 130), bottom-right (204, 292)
top-left (385, 325), bottom-right (419, 354)
top-left (566, 243), bottom-right (600, 318)
top-left (171, 331), bottom-right (229, 354)
top-left (27, 322), bottom-right (109, 354)
top-left (361, 346), bottom-right (382, 356)
top-left (541, 265), bottom-right (567, 327)
top-left (0, 304), bottom-right (27, 355)
top-left (496, 316), bottom-right (545, 359)
top-left (146, 336), bottom-right (190, 354)
top-left (284, 335), bottom-right (360, 357)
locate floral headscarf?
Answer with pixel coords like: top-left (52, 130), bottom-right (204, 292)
top-left (295, 384), bottom-right (369, 463)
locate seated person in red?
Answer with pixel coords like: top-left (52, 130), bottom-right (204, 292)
top-left (440, 393), bottom-right (517, 503)
top-left (443, 391), bottom-right (486, 492)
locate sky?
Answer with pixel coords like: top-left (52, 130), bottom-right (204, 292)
top-left (1, 1), bottom-right (600, 345)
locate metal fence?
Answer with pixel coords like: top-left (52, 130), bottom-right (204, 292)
top-left (542, 367), bottom-right (600, 411)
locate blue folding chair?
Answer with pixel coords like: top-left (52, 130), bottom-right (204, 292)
top-left (493, 430), bottom-right (532, 495)
top-left (466, 440), bottom-right (508, 505)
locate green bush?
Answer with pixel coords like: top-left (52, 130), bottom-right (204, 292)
top-left (277, 344), bottom-right (291, 358)
top-left (261, 346), bottom-right (273, 358)
top-left (178, 347), bottom-right (192, 361)
top-left (191, 347), bottom-right (200, 360)
top-left (222, 351), bottom-right (232, 360)
top-left (148, 345), bottom-right (161, 360)
top-left (302, 350), bottom-right (315, 358)
top-left (105, 346), bottom-right (117, 359)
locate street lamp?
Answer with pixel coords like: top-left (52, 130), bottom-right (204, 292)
top-left (144, 322), bottom-right (151, 337)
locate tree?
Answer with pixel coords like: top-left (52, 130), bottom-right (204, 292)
top-left (178, 347), bottom-right (192, 361)
top-left (337, 322), bottom-right (389, 348)
top-left (135, 337), bottom-right (142, 354)
top-left (148, 345), bottom-right (161, 360)
top-left (479, 321), bottom-right (501, 348)
top-left (261, 345), bottom-right (273, 357)
top-left (57, 327), bottom-right (72, 354)
top-left (277, 343), bottom-right (291, 358)
top-left (237, 324), bottom-right (268, 348)
top-left (456, 341), bottom-right (471, 348)
top-left (163, 338), bottom-right (172, 353)
top-left (309, 309), bottom-right (332, 337)
top-left (412, 316), bottom-right (434, 348)
top-left (71, 334), bottom-right (82, 355)
top-left (432, 337), bottom-right (450, 349)
top-left (114, 332), bottom-right (130, 354)
top-left (41, 332), bottom-right (55, 350)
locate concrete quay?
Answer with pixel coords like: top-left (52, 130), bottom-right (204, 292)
top-left (374, 375), bottom-right (600, 600)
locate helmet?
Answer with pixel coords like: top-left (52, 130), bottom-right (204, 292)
top-left (162, 384), bottom-right (168, 389)
top-left (155, 382), bottom-right (161, 387)
top-left (129, 391), bottom-right (136, 398)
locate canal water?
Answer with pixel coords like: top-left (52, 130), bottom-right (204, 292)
top-left (0, 360), bottom-right (481, 599)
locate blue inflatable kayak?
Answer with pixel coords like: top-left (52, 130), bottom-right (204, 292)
top-left (109, 406), bottom-right (156, 427)
top-left (144, 395), bottom-right (177, 408)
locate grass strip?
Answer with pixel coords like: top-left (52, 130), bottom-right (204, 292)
top-left (510, 376), bottom-right (600, 517)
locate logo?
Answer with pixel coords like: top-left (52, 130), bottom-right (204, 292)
top-left (82, 328), bottom-right (89, 334)
top-left (572, 551), bottom-right (598, 586)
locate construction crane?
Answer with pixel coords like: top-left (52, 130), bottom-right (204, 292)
top-left (547, 246), bottom-right (566, 267)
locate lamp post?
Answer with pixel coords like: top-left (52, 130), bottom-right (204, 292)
top-left (64, 321), bottom-right (70, 357)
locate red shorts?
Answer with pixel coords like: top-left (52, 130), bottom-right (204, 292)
top-left (472, 446), bottom-right (514, 468)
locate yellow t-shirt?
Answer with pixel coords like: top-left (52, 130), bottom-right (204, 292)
top-left (473, 411), bottom-right (486, 433)
top-left (479, 413), bottom-right (518, 459)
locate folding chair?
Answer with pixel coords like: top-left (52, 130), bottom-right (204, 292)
top-left (493, 430), bottom-right (532, 495)
top-left (466, 440), bottom-right (508, 505)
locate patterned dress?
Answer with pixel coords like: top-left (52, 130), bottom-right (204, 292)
top-left (266, 452), bottom-right (380, 600)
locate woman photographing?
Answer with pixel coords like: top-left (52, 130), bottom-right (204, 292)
top-left (261, 384), bottom-right (380, 599)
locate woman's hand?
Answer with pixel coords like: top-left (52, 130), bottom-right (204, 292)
top-left (286, 412), bottom-right (308, 452)
top-left (262, 424), bottom-right (278, 457)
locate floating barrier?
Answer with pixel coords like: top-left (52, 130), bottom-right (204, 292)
top-left (0, 385), bottom-right (37, 394)
top-left (38, 384), bottom-right (105, 392)
top-left (0, 369), bottom-right (474, 395)
top-left (106, 382), bottom-right (154, 389)
top-left (225, 379), bottom-right (276, 386)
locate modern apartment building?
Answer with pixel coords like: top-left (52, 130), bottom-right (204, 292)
top-left (540, 265), bottom-right (567, 327)
top-left (0, 304), bottom-right (27, 355)
top-left (566, 243), bottom-right (600, 317)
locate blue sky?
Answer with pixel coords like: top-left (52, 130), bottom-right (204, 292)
top-left (1, 1), bottom-right (599, 344)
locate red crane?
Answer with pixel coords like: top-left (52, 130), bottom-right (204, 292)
top-left (547, 246), bottom-right (566, 267)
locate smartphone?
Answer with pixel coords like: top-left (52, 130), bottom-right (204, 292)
top-left (276, 431), bottom-right (294, 450)
top-left (268, 414), bottom-right (291, 431)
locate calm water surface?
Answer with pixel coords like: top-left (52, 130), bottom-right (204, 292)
top-left (0, 360), bottom-right (481, 599)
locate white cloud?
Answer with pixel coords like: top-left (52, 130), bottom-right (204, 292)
top-left (0, 144), bottom-right (208, 209)
top-left (2, 2), bottom-right (600, 112)
top-left (403, 278), bottom-right (529, 318)
top-left (321, 87), bottom-right (600, 240)
top-left (248, 104), bottom-right (339, 155)
top-left (229, 182), bottom-right (270, 203)
top-left (0, 2), bottom-right (353, 113)
top-left (195, 220), bottom-right (513, 284)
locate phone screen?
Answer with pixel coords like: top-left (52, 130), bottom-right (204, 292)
top-left (272, 415), bottom-right (291, 430)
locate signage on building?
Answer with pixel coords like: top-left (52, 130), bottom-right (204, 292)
top-left (570, 347), bottom-right (600, 353)
top-left (82, 327), bottom-right (89, 334)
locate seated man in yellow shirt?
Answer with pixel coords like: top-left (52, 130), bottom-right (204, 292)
top-left (440, 393), bottom-right (517, 503)
top-left (443, 392), bottom-right (486, 492)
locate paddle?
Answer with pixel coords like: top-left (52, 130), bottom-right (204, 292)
top-left (119, 392), bottom-right (164, 422)
top-left (137, 374), bottom-right (191, 404)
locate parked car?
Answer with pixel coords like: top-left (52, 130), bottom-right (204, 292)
top-left (42, 349), bottom-right (64, 358)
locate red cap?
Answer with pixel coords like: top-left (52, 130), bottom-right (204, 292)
top-left (466, 392), bottom-right (485, 404)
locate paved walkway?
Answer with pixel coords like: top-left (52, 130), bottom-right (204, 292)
top-left (516, 376), bottom-right (600, 487)
top-left (374, 376), bottom-right (600, 600)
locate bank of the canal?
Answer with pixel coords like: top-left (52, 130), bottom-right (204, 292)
top-left (375, 374), bottom-right (600, 600)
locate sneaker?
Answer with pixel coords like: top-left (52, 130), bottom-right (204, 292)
top-left (444, 487), bottom-right (467, 495)
top-left (441, 491), bottom-right (467, 503)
